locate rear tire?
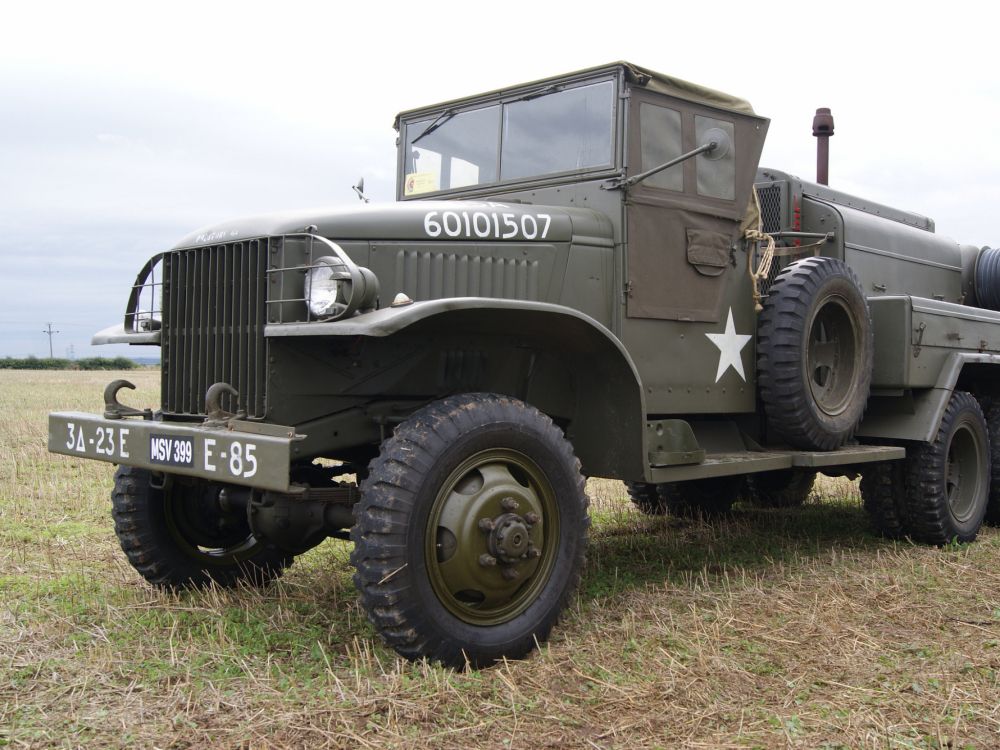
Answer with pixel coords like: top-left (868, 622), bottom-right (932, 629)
top-left (900, 391), bottom-right (990, 544)
top-left (979, 397), bottom-right (1000, 526)
top-left (860, 461), bottom-right (907, 539)
top-left (624, 481), bottom-right (667, 515)
top-left (745, 470), bottom-right (815, 508)
top-left (757, 257), bottom-right (873, 451)
top-left (625, 478), bottom-right (742, 518)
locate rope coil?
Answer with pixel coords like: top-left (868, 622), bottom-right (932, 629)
top-left (744, 189), bottom-right (828, 312)
top-left (745, 189), bottom-right (776, 313)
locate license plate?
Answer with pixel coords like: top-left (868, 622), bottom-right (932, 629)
top-left (149, 434), bottom-right (194, 467)
top-left (62, 421), bottom-right (135, 460)
top-left (49, 412), bottom-right (295, 492)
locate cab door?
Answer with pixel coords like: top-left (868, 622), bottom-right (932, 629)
top-left (625, 90), bottom-right (764, 322)
top-left (622, 89), bottom-right (768, 414)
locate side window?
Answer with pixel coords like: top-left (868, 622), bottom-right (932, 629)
top-left (639, 103), bottom-right (683, 191)
top-left (695, 115), bottom-right (735, 201)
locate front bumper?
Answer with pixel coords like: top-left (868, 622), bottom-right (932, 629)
top-left (48, 412), bottom-right (301, 492)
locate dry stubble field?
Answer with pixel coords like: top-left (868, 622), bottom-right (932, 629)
top-left (2, 370), bottom-right (1000, 749)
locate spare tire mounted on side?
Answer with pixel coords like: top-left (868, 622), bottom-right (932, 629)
top-left (757, 256), bottom-right (874, 451)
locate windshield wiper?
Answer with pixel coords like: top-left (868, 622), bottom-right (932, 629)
top-left (411, 85), bottom-right (564, 146)
top-left (411, 109), bottom-right (455, 145)
top-left (511, 84), bottom-right (563, 103)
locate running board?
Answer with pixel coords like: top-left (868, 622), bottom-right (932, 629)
top-left (649, 445), bottom-right (904, 483)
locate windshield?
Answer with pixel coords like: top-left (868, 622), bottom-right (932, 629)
top-left (403, 80), bottom-right (615, 197)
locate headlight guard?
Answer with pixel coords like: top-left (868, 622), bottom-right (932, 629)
top-left (300, 236), bottom-right (379, 321)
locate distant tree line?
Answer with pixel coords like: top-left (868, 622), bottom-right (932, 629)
top-left (0, 356), bottom-right (140, 370)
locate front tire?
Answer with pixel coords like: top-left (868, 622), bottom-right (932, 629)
top-left (350, 393), bottom-right (589, 668)
top-left (111, 466), bottom-right (292, 589)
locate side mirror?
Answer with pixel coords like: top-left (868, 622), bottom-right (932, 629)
top-left (700, 128), bottom-right (732, 161)
top-left (352, 177), bottom-right (370, 203)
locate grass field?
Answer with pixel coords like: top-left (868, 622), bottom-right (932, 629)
top-left (3, 371), bottom-right (1000, 748)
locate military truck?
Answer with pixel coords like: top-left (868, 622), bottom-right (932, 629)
top-left (48, 62), bottom-right (1000, 667)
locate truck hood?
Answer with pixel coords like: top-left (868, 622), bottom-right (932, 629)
top-left (173, 200), bottom-right (613, 249)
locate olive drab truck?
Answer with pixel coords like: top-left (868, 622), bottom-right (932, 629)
top-left (48, 62), bottom-right (1000, 667)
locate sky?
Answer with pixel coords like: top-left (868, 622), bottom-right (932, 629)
top-left (3, 0), bottom-right (1000, 358)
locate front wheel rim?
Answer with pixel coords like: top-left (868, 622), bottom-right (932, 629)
top-left (425, 448), bottom-right (559, 626)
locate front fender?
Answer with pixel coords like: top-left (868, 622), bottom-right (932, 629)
top-left (265, 298), bottom-right (616, 340)
top-left (266, 299), bottom-right (647, 479)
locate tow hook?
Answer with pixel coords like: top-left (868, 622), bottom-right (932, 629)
top-left (103, 380), bottom-right (152, 420)
top-left (204, 382), bottom-right (246, 428)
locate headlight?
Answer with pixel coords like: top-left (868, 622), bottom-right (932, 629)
top-left (304, 253), bottom-right (379, 320)
top-left (305, 258), bottom-right (351, 318)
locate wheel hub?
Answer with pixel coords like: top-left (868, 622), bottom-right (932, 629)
top-left (425, 449), bottom-right (557, 625)
top-left (487, 512), bottom-right (539, 564)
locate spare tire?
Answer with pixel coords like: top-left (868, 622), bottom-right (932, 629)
top-left (757, 257), bottom-right (873, 451)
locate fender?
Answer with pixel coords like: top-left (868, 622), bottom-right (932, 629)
top-left (859, 352), bottom-right (1000, 443)
top-left (860, 294), bottom-right (1000, 443)
top-left (266, 299), bottom-right (648, 479)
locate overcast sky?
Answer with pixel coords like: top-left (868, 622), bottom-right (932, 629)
top-left (3, 0), bottom-right (999, 358)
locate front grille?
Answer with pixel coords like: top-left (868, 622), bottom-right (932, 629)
top-left (162, 239), bottom-right (269, 419)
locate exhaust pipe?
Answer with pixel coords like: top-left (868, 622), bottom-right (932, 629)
top-left (813, 107), bottom-right (834, 186)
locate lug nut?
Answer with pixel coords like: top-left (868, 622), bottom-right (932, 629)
top-left (501, 497), bottom-right (519, 511)
top-left (478, 518), bottom-right (495, 532)
top-left (527, 545), bottom-right (541, 559)
top-left (501, 567), bottom-right (520, 581)
top-left (478, 554), bottom-right (497, 567)
top-left (524, 512), bottom-right (540, 525)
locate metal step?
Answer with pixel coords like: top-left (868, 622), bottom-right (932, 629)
top-left (649, 444), bottom-right (904, 483)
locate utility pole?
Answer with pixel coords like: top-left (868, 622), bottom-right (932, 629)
top-left (42, 322), bottom-right (59, 359)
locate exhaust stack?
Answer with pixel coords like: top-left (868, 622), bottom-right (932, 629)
top-left (813, 108), bottom-right (834, 185)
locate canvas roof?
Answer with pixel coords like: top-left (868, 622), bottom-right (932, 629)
top-left (393, 62), bottom-right (757, 129)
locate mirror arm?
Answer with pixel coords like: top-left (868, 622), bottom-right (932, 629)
top-left (603, 141), bottom-right (717, 191)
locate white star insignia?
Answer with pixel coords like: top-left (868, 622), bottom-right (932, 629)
top-left (705, 308), bottom-right (752, 383)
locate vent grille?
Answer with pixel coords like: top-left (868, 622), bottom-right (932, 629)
top-left (754, 183), bottom-right (787, 299)
top-left (756, 183), bottom-right (783, 234)
top-left (394, 250), bottom-right (540, 301)
top-left (162, 240), bottom-right (268, 419)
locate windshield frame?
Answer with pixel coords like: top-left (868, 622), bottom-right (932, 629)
top-left (396, 72), bottom-right (622, 200)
